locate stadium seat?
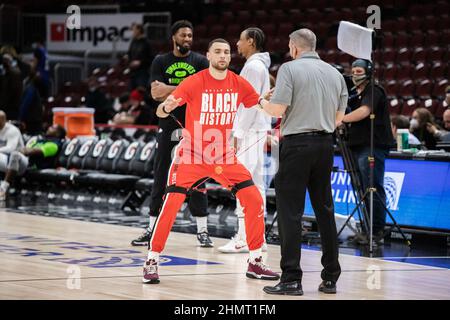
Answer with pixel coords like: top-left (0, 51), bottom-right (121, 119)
top-left (416, 79), bottom-right (433, 99)
top-left (419, 99), bottom-right (439, 116)
top-left (24, 138), bottom-right (83, 184)
top-left (389, 98), bottom-right (403, 115)
top-left (277, 22), bottom-right (295, 37)
top-left (396, 65), bottom-right (414, 81)
top-left (235, 11), bottom-right (252, 25)
top-left (382, 49), bottom-right (396, 64)
top-left (412, 47), bottom-right (427, 63)
top-left (225, 24), bottom-right (241, 38)
top-left (436, 1), bottom-right (450, 15)
top-left (430, 62), bottom-right (447, 80)
top-left (409, 33), bottom-right (424, 48)
top-left (437, 16), bottom-right (449, 30)
top-left (220, 11), bottom-right (234, 25)
top-left (207, 25), bottom-right (225, 38)
top-left (398, 80), bottom-right (415, 98)
top-left (272, 9), bottom-right (287, 24)
top-left (424, 32), bottom-right (440, 46)
top-left (74, 139), bottom-right (140, 190)
top-left (194, 24), bottom-right (207, 38)
top-left (262, 24), bottom-right (277, 37)
top-left (401, 98), bottom-right (418, 116)
top-left (287, 9), bottom-right (304, 24)
top-left (385, 80), bottom-right (399, 97)
top-left (382, 33), bottom-right (394, 48)
top-left (432, 79), bottom-right (449, 98)
top-left (396, 48), bottom-right (411, 65)
top-left (428, 47), bottom-right (445, 62)
top-left (412, 63), bottom-right (429, 80)
top-left (421, 16), bottom-right (438, 31)
top-left (253, 10), bottom-right (269, 26)
top-left (70, 138), bottom-right (97, 170)
top-left (395, 33), bottom-right (409, 47)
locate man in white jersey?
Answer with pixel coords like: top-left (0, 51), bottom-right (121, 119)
top-left (218, 27), bottom-right (273, 253)
top-left (0, 111), bottom-right (25, 200)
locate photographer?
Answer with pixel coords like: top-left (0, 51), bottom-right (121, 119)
top-left (339, 59), bottom-right (394, 245)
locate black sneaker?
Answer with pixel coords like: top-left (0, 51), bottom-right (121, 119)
top-left (318, 280), bottom-right (337, 294)
top-left (197, 232), bottom-right (214, 247)
top-left (131, 229), bottom-right (152, 246)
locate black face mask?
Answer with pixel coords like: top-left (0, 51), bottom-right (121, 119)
top-left (176, 42), bottom-right (190, 55)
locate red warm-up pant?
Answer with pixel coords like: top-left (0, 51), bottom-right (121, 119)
top-left (149, 143), bottom-right (265, 254)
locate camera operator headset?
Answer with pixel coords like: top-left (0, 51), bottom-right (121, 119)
top-left (339, 59), bottom-right (394, 243)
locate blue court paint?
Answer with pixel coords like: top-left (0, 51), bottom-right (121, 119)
top-left (383, 257), bottom-right (450, 269)
top-left (0, 231), bottom-right (222, 268)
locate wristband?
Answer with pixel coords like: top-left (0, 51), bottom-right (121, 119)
top-left (162, 105), bottom-right (170, 114)
top-left (257, 97), bottom-right (264, 109)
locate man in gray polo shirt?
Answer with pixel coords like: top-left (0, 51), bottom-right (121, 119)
top-left (256, 29), bottom-right (348, 295)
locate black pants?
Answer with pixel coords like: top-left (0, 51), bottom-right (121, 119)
top-left (149, 127), bottom-right (208, 218)
top-left (274, 134), bottom-right (341, 283)
top-left (129, 69), bottom-right (150, 90)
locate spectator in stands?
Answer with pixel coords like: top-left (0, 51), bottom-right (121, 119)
top-left (0, 45), bottom-right (30, 81)
top-left (127, 23), bottom-right (153, 90)
top-left (0, 111), bottom-right (24, 200)
top-left (85, 77), bottom-right (114, 124)
top-left (0, 53), bottom-right (23, 120)
top-left (113, 93), bottom-right (131, 113)
top-left (18, 70), bottom-right (43, 135)
top-left (426, 109), bottom-right (450, 143)
top-left (0, 123), bottom-right (65, 201)
top-left (390, 115), bottom-right (421, 147)
top-left (112, 89), bottom-right (152, 125)
top-left (410, 107), bottom-right (440, 149)
top-left (31, 40), bottom-right (50, 99)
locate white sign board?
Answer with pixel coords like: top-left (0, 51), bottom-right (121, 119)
top-left (46, 14), bottom-right (143, 52)
top-left (337, 21), bottom-right (374, 61)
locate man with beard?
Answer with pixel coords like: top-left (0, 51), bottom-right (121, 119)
top-left (142, 39), bottom-right (279, 284)
top-left (130, 20), bottom-right (212, 248)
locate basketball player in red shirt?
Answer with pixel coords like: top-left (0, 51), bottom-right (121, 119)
top-left (143, 39), bottom-right (279, 284)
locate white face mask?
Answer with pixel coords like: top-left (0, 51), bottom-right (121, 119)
top-left (410, 118), bottom-right (419, 130)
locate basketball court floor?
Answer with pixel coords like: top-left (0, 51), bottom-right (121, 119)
top-left (1, 210), bottom-right (449, 300)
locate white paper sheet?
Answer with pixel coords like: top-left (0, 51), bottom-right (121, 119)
top-left (337, 21), bottom-right (374, 61)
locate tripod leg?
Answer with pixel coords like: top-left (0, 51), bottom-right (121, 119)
top-left (337, 190), bottom-right (370, 237)
top-left (337, 204), bottom-right (361, 237)
top-left (375, 192), bottom-right (411, 246)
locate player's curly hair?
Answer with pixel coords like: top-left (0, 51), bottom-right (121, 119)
top-left (171, 20), bottom-right (194, 36)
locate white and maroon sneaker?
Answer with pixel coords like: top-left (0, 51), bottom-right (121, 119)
top-left (142, 259), bottom-right (160, 284)
top-left (218, 234), bottom-right (267, 253)
top-left (246, 257), bottom-right (280, 280)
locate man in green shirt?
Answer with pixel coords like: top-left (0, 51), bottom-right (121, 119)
top-left (0, 124), bottom-right (65, 200)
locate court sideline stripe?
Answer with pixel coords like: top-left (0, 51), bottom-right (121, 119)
top-left (0, 268), bottom-right (447, 284)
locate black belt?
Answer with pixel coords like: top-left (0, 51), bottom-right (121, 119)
top-left (284, 131), bottom-right (332, 139)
